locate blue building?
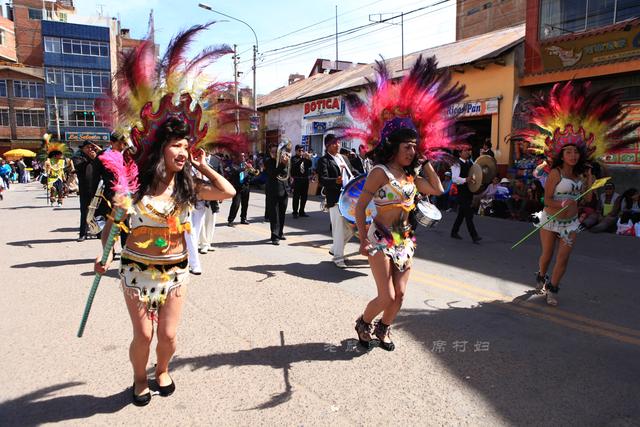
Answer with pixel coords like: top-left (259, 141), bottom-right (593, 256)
top-left (41, 20), bottom-right (111, 146)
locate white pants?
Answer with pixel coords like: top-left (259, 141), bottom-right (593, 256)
top-left (329, 205), bottom-right (355, 260)
top-left (199, 207), bottom-right (217, 250)
top-left (186, 202), bottom-right (207, 272)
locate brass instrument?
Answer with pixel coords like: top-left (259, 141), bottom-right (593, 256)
top-left (276, 138), bottom-right (292, 182)
top-left (86, 179), bottom-right (105, 235)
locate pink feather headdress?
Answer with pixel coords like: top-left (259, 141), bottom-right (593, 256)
top-left (95, 22), bottom-right (250, 171)
top-left (342, 55), bottom-right (467, 159)
top-left (518, 80), bottom-right (640, 160)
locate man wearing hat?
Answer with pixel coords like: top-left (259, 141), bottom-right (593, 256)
top-left (290, 144), bottom-right (312, 218)
top-left (317, 133), bottom-right (357, 267)
top-left (73, 140), bottom-right (100, 241)
top-left (450, 144), bottom-right (482, 243)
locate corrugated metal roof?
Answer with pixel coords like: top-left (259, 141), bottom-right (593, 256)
top-left (258, 23), bottom-right (525, 110)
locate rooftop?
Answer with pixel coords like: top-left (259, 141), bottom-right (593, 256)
top-left (258, 23), bottom-right (525, 110)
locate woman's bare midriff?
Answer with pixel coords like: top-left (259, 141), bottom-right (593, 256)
top-left (373, 207), bottom-right (409, 229)
top-left (125, 232), bottom-right (187, 257)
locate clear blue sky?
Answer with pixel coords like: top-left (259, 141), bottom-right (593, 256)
top-left (77, 0), bottom-right (456, 95)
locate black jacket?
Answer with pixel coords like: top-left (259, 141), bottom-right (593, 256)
top-left (264, 157), bottom-right (288, 197)
top-left (290, 155), bottom-right (312, 179)
top-left (72, 152), bottom-right (99, 199)
top-left (317, 153), bottom-right (355, 208)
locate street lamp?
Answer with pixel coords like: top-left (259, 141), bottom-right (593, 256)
top-left (198, 3), bottom-right (258, 120)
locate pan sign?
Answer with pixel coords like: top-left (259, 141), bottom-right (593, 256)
top-left (448, 98), bottom-right (499, 117)
top-left (303, 96), bottom-right (343, 118)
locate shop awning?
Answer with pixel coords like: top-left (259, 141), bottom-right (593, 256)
top-left (258, 23), bottom-right (525, 111)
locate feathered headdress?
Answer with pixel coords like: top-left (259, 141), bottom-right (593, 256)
top-left (95, 22), bottom-right (250, 170)
top-left (342, 55), bottom-right (466, 159)
top-left (519, 80), bottom-right (640, 160)
top-left (42, 133), bottom-right (70, 157)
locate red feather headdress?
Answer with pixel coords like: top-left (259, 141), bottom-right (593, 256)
top-left (342, 55), bottom-right (466, 159)
top-left (518, 80), bottom-right (640, 160)
top-left (95, 22), bottom-right (250, 170)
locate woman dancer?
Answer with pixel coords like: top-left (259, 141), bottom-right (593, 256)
top-left (95, 117), bottom-right (235, 404)
top-left (347, 56), bottom-right (466, 350)
top-left (520, 81), bottom-right (639, 306)
top-left (92, 24), bottom-right (245, 405)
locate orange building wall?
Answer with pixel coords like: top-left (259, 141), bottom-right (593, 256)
top-left (450, 49), bottom-right (519, 166)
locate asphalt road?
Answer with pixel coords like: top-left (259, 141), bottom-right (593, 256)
top-left (1, 183), bottom-right (639, 426)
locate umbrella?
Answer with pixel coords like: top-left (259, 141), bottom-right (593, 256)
top-left (3, 149), bottom-right (37, 159)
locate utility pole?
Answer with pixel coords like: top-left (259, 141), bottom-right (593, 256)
top-left (233, 44), bottom-right (240, 133)
top-left (335, 5), bottom-right (338, 69)
top-left (369, 12), bottom-right (405, 70)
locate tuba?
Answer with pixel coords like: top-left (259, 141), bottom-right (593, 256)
top-left (86, 179), bottom-right (105, 235)
top-left (276, 138), bottom-right (292, 182)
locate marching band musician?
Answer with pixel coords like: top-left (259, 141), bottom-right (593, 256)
top-left (317, 133), bottom-right (357, 268)
top-left (264, 144), bottom-right (289, 245)
top-left (290, 144), bottom-right (312, 218)
top-left (226, 152), bottom-right (257, 226)
top-left (450, 144), bottom-right (482, 243)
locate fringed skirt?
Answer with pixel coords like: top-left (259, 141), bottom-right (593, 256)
top-left (119, 253), bottom-right (189, 318)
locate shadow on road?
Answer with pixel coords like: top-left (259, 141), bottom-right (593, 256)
top-left (11, 258), bottom-right (95, 269)
top-left (393, 306), bottom-right (640, 425)
top-left (7, 238), bottom-right (77, 246)
top-left (50, 227), bottom-right (78, 233)
top-left (172, 339), bottom-right (366, 410)
top-left (230, 261), bottom-right (367, 283)
top-left (0, 382), bottom-right (129, 426)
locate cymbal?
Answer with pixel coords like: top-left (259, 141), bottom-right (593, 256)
top-left (475, 155), bottom-right (498, 185)
top-left (468, 163), bottom-right (484, 193)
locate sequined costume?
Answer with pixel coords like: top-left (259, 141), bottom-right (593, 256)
top-left (368, 165), bottom-right (417, 272)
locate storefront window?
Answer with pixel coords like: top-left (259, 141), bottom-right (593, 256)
top-left (540, 0), bottom-right (640, 39)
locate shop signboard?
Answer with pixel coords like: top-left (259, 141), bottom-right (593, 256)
top-left (603, 103), bottom-right (640, 166)
top-left (65, 132), bottom-right (110, 142)
top-left (541, 24), bottom-right (640, 72)
top-left (448, 98), bottom-right (498, 117)
top-left (303, 96), bottom-right (344, 118)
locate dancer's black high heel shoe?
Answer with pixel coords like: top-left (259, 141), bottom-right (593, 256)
top-left (355, 315), bottom-right (375, 349)
top-left (374, 320), bottom-right (395, 352)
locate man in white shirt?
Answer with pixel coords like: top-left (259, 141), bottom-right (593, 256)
top-left (317, 134), bottom-right (357, 268)
top-left (450, 145), bottom-right (482, 243)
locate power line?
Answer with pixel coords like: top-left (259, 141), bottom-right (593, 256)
top-left (254, 1), bottom-right (454, 69)
top-left (260, 0), bottom-right (451, 56)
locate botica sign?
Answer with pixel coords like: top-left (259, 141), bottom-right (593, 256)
top-left (303, 96), bottom-right (343, 118)
top-left (541, 24), bottom-right (640, 71)
top-left (448, 98), bottom-right (499, 117)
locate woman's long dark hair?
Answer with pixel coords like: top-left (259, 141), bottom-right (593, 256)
top-left (135, 116), bottom-right (197, 210)
top-left (620, 188), bottom-right (639, 211)
top-left (369, 127), bottom-right (420, 176)
top-left (550, 144), bottom-right (588, 176)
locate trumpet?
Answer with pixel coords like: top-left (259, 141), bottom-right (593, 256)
top-left (276, 138), bottom-right (292, 182)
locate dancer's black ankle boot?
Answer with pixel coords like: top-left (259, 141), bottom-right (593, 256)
top-left (355, 315), bottom-right (375, 349)
top-left (374, 320), bottom-right (395, 351)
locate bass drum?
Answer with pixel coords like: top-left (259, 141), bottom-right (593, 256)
top-left (414, 199), bottom-right (442, 228)
top-left (338, 174), bottom-right (376, 224)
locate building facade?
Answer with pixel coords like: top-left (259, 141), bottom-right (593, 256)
top-left (258, 24), bottom-right (525, 173)
top-left (520, 0), bottom-right (640, 181)
top-left (456, 0), bottom-right (526, 40)
top-left (42, 20), bottom-right (111, 147)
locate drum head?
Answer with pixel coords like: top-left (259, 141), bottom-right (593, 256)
top-left (338, 174), bottom-right (376, 224)
top-left (415, 200), bottom-right (442, 228)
